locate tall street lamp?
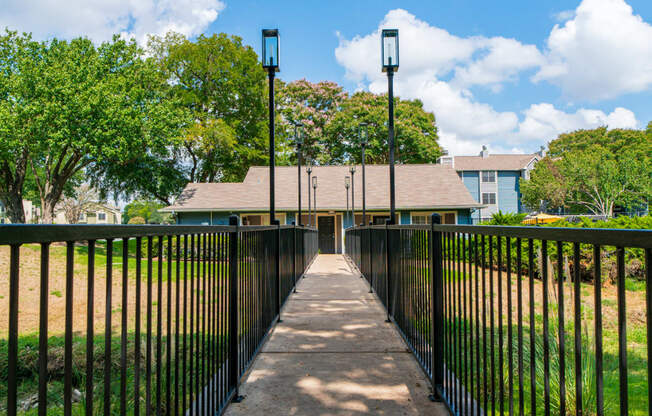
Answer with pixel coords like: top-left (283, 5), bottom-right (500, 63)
top-left (382, 29), bottom-right (398, 224)
top-left (294, 122), bottom-right (304, 225)
top-left (262, 29), bottom-right (280, 222)
top-left (344, 176), bottom-right (350, 228)
top-left (359, 122), bottom-right (368, 226)
top-left (306, 162), bottom-right (313, 227)
top-left (349, 164), bottom-right (356, 226)
top-left (312, 176), bottom-right (318, 226)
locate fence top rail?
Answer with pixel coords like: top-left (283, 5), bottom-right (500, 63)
top-left (348, 224), bottom-right (652, 249)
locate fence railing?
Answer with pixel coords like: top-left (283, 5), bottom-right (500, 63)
top-left (1, 218), bottom-right (317, 416)
top-left (345, 215), bottom-right (652, 416)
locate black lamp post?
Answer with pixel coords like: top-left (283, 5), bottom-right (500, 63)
top-left (349, 164), bottom-right (356, 226)
top-left (382, 29), bottom-right (398, 224)
top-left (294, 122), bottom-right (304, 225)
top-left (344, 176), bottom-right (350, 228)
top-left (262, 29), bottom-right (280, 223)
top-left (312, 176), bottom-right (318, 226)
top-left (306, 162), bottom-right (313, 227)
top-left (359, 122), bottom-right (368, 226)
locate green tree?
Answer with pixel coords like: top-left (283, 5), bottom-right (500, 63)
top-left (324, 92), bottom-right (440, 164)
top-left (0, 30), bottom-right (42, 223)
top-left (0, 30), bottom-right (181, 223)
top-left (146, 32), bottom-right (268, 185)
top-left (276, 79), bottom-right (348, 163)
top-left (123, 199), bottom-right (170, 224)
top-left (521, 127), bottom-right (652, 216)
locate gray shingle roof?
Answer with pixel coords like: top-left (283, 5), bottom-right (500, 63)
top-left (453, 154), bottom-right (538, 171)
top-left (162, 164), bottom-right (484, 212)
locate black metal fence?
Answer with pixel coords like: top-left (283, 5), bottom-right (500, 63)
top-left (1, 219), bottom-right (317, 415)
top-left (346, 216), bottom-right (652, 416)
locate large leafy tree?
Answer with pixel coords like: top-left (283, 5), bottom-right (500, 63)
top-left (521, 127), bottom-right (652, 216)
top-left (324, 92), bottom-right (440, 164)
top-left (0, 31), bottom-right (42, 223)
top-left (276, 79), bottom-right (348, 163)
top-left (148, 32), bottom-right (268, 184)
top-left (0, 30), bottom-right (181, 222)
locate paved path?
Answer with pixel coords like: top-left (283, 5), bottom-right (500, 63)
top-left (225, 254), bottom-right (448, 416)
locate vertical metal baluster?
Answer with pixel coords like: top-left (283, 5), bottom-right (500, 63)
top-left (195, 234), bottom-right (201, 412)
top-left (617, 246), bottom-right (628, 415)
top-left (157, 236), bottom-right (163, 416)
top-left (573, 242), bottom-right (582, 416)
top-left (593, 245), bottom-right (604, 416)
top-left (38, 243), bottom-right (50, 416)
top-left (517, 238), bottom-right (524, 416)
top-left (447, 233), bottom-right (453, 405)
top-left (557, 241), bottom-right (566, 416)
top-left (542, 239), bottom-right (550, 416)
top-left (135, 238), bottom-right (142, 416)
top-left (64, 242), bottom-right (74, 416)
top-left (202, 233), bottom-right (207, 416)
top-left (497, 236), bottom-right (504, 416)
top-left (105, 239), bottom-right (113, 416)
top-left (86, 241), bottom-right (95, 416)
top-left (121, 238), bottom-right (129, 416)
top-left (189, 234), bottom-right (195, 412)
top-left (453, 233), bottom-right (459, 412)
top-left (146, 237), bottom-right (153, 416)
top-left (489, 235), bottom-right (495, 415)
top-left (468, 234), bottom-right (474, 415)
top-left (482, 235), bottom-right (488, 414)
top-left (182, 235), bottom-right (188, 414)
top-left (166, 236), bottom-right (172, 416)
top-left (463, 234), bottom-right (469, 415)
top-left (175, 235), bottom-right (180, 416)
top-left (7, 244), bottom-right (20, 416)
top-left (528, 239), bottom-right (536, 416)
top-left (507, 237), bottom-right (514, 416)
top-left (645, 248), bottom-right (651, 416)
top-left (474, 236), bottom-right (481, 416)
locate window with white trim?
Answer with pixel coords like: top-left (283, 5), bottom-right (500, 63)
top-left (482, 193), bottom-right (496, 205)
top-left (97, 212), bottom-right (106, 221)
top-left (481, 171), bottom-right (496, 183)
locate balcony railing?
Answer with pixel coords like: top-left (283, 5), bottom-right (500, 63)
top-left (346, 215), bottom-right (651, 416)
top-left (1, 219), bottom-right (317, 415)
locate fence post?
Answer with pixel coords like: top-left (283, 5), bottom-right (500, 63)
top-left (385, 219), bottom-right (392, 323)
top-left (368, 224), bottom-right (374, 293)
top-left (292, 221), bottom-right (297, 293)
top-left (228, 215), bottom-right (243, 403)
top-left (272, 219), bottom-right (282, 322)
top-left (430, 213), bottom-right (444, 401)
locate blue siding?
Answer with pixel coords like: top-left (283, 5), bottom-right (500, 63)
top-left (498, 172), bottom-right (520, 213)
top-left (177, 212), bottom-right (232, 225)
top-left (457, 210), bottom-right (472, 224)
top-left (461, 172), bottom-right (480, 201)
top-left (400, 211), bottom-right (411, 225)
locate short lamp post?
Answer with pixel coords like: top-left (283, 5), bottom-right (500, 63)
top-left (294, 122), bottom-right (304, 225)
top-left (312, 176), bottom-right (318, 225)
top-left (344, 176), bottom-right (351, 228)
top-left (349, 164), bottom-right (356, 226)
top-left (262, 29), bottom-right (280, 222)
top-left (359, 122), bottom-right (368, 226)
top-left (382, 28), bottom-right (398, 224)
top-left (306, 162), bottom-right (313, 227)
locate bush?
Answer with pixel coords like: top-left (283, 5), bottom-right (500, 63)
top-left (128, 216), bottom-right (146, 224)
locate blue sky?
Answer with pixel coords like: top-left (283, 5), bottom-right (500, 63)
top-left (2, 0), bottom-right (652, 155)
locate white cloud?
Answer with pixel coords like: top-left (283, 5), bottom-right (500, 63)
top-left (335, 8), bottom-right (641, 156)
top-left (0, 0), bottom-right (225, 44)
top-left (534, 0), bottom-right (652, 100)
top-left (518, 104), bottom-right (637, 141)
top-left (553, 10), bottom-right (576, 22)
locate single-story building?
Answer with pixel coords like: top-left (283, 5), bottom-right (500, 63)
top-left (161, 164), bottom-right (484, 254)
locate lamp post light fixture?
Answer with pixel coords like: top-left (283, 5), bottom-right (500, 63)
top-left (294, 122), bottom-right (304, 225)
top-left (306, 162), bottom-right (313, 227)
top-left (312, 176), bottom-right (318, 225)
top-left (381, 28), bottom-right (398, 224)
top-left (262, 29), bottom-right (280, 222)
top-left (349, 164), bottom-right (356, 226)
top-left (344, 176), bottom-right (351, 228)
top-left (359, 122), bottom-right (368, 226)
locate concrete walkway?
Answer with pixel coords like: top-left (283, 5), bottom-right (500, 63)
top-left (225, 254), bottom-right (448, 416)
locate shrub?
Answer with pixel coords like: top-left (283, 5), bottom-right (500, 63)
top-left (128, 216), bottom-right (146, 224)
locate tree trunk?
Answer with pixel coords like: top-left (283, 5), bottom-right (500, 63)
top-left (0, 193), bottom-right (26, 223)
top-left (40, 182), bottom-right (65, 224)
